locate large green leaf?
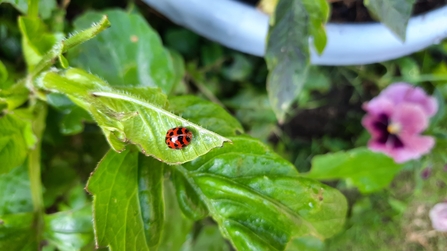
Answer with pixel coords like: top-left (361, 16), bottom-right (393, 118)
top-left (0, 162), bottom-right (33, 215)
top-left (43, 206), bottom-right (94, 251)
top-left (0, 111), bottom-right (36, 174)
top-left (67, 9), bottom-right (176, 94)
top-left (157, 177), bottom-right (194, 251)
top-left (265, 0), bottom-right (310, 123)
top-left (364, 0), bottom-right (415, 41)
top-left (265, 0), bottom-right (329, 123)
top-left (86, 149), bottom-right (164, 251)
top-left (37, 68), bottom-right (230, 164)
top-left (0, 212), bottom-right (38, 251)
top-left (306, 147), bottom-right (404, 193)
top-left (138, 155), bottom-right (165, 249)
top-left (173, 136), bottom-right (347, 250)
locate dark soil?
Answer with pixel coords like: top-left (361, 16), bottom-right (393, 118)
top-left (236, 0), bottom-right (447, 23)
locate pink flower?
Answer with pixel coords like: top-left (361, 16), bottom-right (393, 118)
top-left (362, 83), bottom-right (437, 163)
top-left (429, 202), bottom-right (447, 232)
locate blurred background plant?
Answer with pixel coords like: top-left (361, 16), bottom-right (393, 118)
top-left (0, 0), bottom-right (446, 250)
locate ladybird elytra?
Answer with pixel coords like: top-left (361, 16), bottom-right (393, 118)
top-left (165, 127), bottom-right (193, 149)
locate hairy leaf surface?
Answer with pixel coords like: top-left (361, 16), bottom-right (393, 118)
top-left (38, 68), bottom-right (230, 164)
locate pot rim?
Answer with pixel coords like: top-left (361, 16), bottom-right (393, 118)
top-left (143, 0), bottom-right (447, 65)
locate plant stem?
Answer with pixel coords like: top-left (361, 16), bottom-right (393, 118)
top-left (28, 101), bottom-right (47, 244)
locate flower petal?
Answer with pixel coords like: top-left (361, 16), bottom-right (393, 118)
top-left (391, 103), bottom-right (429, 135)
top-left (362, 97), bottom-right (394, 116)
top-left (362, 114), bottom-right (384, 138)
top-left (429, 202), bottom-right (447, 232)
top-left (368, 135), bottom-right (434, 163)
top-left (380, 82), bottom-right (438, 117)
top-left (392, 135), bottom-right (434, 163)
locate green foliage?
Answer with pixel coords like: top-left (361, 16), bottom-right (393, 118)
top-left (181, 225), bottom-right (230, 251)
top-left (37, 68), bottom-right (231, 164)
top-left (43, 206), bottom-right (94, 251)
top-left (265, 0), bottom-right (310, 123)
top-left (18, 16), bottom-right (62, 71)
top-left (364, 0), bottom-right (416, 41)
top-left (265, 0), bottom-right (329, 123)
top-left (0, 163), bottom-right (33, 215)
top-left (68, 10), bottom-right (177, 94)
top-left (1, 1), bottom-right (445, 251)
top-left (0, 212), bottom-right (39, 250)
top-left (86, 149), bottom-right (155, 250)
top-left (174, 136), bottom-right (347, 250)
top-left (0, 0), bottom-right (56, 19)
top-left (0, 81), bottom-right (29, 110)
top-left (307, 147), bottom-right (403, 193)
top-left (0, 111), bottom-right (36, 174)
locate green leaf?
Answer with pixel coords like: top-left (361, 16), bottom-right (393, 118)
top-left (45, 93), bottom-right (93, 135)
top-left (0, 212), bottom-right (39, 251)
top-left (285, 236), bottom-right (324, 251)
top-left (41, 158), bottom-right (78, 208)
top-left (201, 43), bottom-right (224, 67)
top-left (173, 136), bottom-right (347, 250)
top-left (224, 88), bottom-right (277, 125)
top-left (302, 0), bottom-right (329, 54)
top-left (138, 155), bottom-right (165, 249)
top-left (59, 107), bottom-right (93, 135)
top-left (181, 225), bottom-right (230, 251)
top-left (306, 147), bottom-right (404, 193)
top-left (169, 95), bottom-right (244, 137)
top-left (0, 81), bottom-right (30, 110)
top-left (86, 149), bottom-right (149, 250)
top-left (0, 60), bottom-right (8, 85)
top-left (364, 0), bottom-right (415, 41)
top-left (67, 9), bottom-right (176, 94)
top-left (265, 0), bottom-right (310, 123)
top-left (221, 54), bottom-right (253, 82)
top-left (18, 16), bottom-right (62, 71)
top-left (158, 178), bottom-right (194, 251)
top-left (43, 206), bottom-right (94, 251)
top-left (169, 49), bottom-right (186, 92)
top-left (172, 165), bottom-right (208, 220)
top-left (37, 68), bottom-right (231, 165)
top-left (0, 111), bottom-right (35, 174)
top-left (165, 29), bottom-right (200, 58)
top-left (0, 162), bottom-right (33, 215)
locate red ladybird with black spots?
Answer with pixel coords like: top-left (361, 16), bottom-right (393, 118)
top-left (165, 127), bottom-right (193, 149)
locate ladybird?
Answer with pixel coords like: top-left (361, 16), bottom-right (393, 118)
top-left (165, 127), bottom-right (193, 149)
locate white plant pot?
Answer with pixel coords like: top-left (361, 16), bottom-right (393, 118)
top-left (143, 0), bottom-right (447, 66)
